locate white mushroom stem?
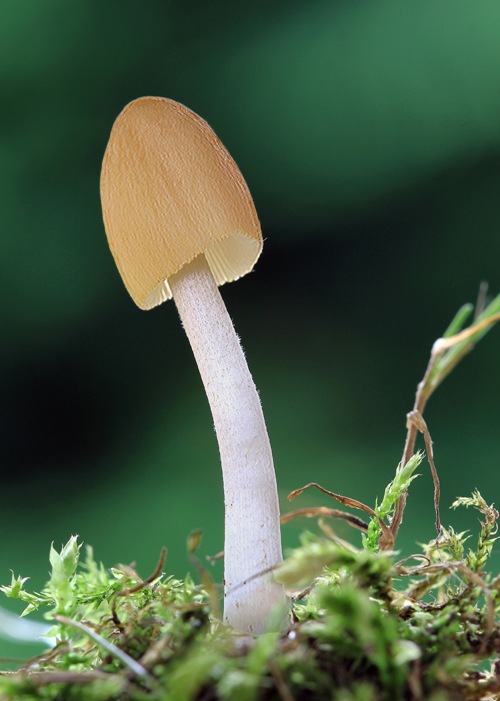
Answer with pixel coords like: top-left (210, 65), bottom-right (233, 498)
top-left (170, 254), bottom-right (286, 634)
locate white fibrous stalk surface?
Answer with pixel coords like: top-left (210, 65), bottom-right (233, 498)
top-left (170, 255), bottom-right (286, 634)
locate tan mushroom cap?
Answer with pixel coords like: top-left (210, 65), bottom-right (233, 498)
top-left (100, 96), bottom-right (263, 310)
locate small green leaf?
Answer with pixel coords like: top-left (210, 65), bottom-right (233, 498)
top-left (0, 573), bottom-right (30, 599)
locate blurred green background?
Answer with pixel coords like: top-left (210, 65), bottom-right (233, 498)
top-left (1, 0), bottom-right (499, 660)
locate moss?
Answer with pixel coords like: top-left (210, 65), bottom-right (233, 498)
top-left (0, 487), bottom-right (499, 701)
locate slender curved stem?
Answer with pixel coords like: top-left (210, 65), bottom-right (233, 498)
top-left (170, 255), bottom-right (287, 634)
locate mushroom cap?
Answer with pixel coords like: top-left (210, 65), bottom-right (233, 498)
top-left (101, 97), bottom-right (263, 310)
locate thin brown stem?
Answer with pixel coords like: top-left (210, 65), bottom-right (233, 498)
top-left (390, 306), bottom-right (499, 544)
top-left (116, 548), bottom-right (166, 596)
top-left (390, 353), bottom-right (435, 541)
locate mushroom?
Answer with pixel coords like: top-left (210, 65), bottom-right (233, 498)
top-left (100, 97), bottom-right (287, 634)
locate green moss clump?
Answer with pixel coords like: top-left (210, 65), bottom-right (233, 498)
top-left (1, 488), bottom-right (499, 701)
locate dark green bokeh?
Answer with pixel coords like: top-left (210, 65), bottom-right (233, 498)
top-left (1, 0), bottom-right (499, 657)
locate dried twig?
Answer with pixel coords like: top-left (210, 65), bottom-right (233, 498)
top-left (116, 548), bottom-right (166, 597)
top-left (281, 506), bottom-right (368, 532)
top-left (391, 303), bottom-right (500, 543)
top-left (406, 411), bottom-right (441, 536)
top-left (288, 482), bottom-right (394, 549)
